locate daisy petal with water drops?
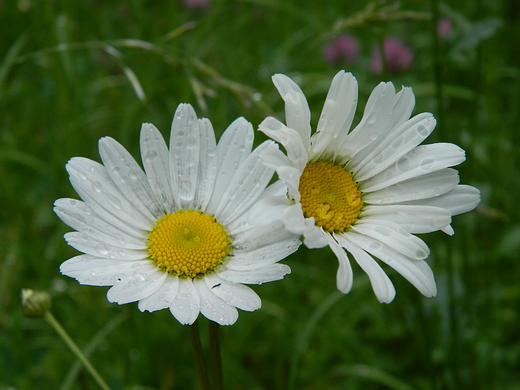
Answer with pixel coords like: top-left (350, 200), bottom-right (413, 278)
top-left (258, 70), bottom-right (480, 302)
top-left (55, 103), bottom-right (300, 325)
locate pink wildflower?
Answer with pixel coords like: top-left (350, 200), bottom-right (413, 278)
top-left (370, 37), bottom-right (414, 75)
top-left (323, 34), bottom-right (361, 66)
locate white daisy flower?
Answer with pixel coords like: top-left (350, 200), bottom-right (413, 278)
top-left (54, 103), bottom-right (300, 325)
top-left (256, 70), bottom-right (480, 303)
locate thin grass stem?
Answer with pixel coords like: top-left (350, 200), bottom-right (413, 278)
top-left (189, 319), bottom-right (212, 390)
top-left (208, 320), bottom-right (223, 390)
top-left (44, 311), bottom-right (111, 390)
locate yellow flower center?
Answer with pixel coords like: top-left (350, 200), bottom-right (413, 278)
top-left (299, 161), bottom-right (363, 233)
top-left (147, 209), bottom-right (231, 278)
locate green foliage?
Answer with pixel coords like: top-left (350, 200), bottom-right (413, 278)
top-left (1, 0), bottom-right (519, 389)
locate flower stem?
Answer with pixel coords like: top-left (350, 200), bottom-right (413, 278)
top-left (209, 320), bottom-right (223, 390)
top-left (44, 311), bottom-right (111, 390)
top-left (189, 319), bottom-right (212, 390)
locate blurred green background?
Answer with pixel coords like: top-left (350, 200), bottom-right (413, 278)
top-left (1, 0), bottom-right (519, 389)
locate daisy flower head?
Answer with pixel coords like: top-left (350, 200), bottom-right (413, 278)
top-left (257, 71), bottom-right (480, 303)
top-left (54, 103), bottom-right (300, 325)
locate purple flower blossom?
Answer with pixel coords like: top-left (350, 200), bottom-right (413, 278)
top-left (323, 34), bottom-right (361, 66)
top-left (370, 37), bottom-right (414, 75)
top-left (438, 18), bottom-right (454, 39)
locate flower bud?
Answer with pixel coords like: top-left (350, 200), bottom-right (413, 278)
top-left (21, 289), bottom-right (51, 318)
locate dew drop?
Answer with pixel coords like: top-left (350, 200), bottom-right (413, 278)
top-left (432, 187), bottom-right (443, 197)
top-left (396, 157), bottom-right (410, 172)
top-left (366, 112), bottom-right (377, 125)
top-left (187, 136), bottom-right (197, 149)
top-left (207, 147), bottom-right (216, 157)
top-left (146, 150), bottom-right (158, 161)
top-left (416, 124), bottom-right (429, 137)
top-left (92, 181), bottom-right (103, 193)
top-left (178, 178), bottom-right (193, 201)
top-left (68, 199), bottom-right (78, 207)
top-left (95, 243), bottom-right (109, 256)
top-left (420, 158), bottom-right (435, 171)
top-left (78, 171), bottom-right (87, 180)
top-left (105, 193), bottom-right (123, 210)
top-left (368, 240), bottom-right (382, 252)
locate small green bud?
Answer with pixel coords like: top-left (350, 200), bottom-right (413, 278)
top-left (21, 289), bottom-right (52, 318)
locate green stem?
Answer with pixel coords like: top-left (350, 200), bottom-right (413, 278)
top-left (44, 311), bottom-right (111, 390)
top-left (189, 319), bottom-right (212, 390)
top-left (209, 321), bottom-right (223, 390)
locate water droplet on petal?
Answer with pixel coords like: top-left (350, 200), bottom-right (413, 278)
top-left (95, 243), bottom-right (109, 256)
top-left (416, 124), bottom-right (429, 137)
top-left (146, 150), bottom-right (158, 161)
top-left (420, 158), bottom-right (435, 171)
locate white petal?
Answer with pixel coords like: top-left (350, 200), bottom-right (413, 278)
top-left (347, 231), bottom-right (437, 297)
top-left (214, 141), bottom-right (275, 225)
top-left (217, 263), bottom-right (291, 285)
top-left (338, 82), bottom-right (413, 162)
top-left (60, 255), bottom-right (150, 286)
top-left (140, 123), bottom-right (176, 213)
top-left (281, 203), bottom-right (308, 235)
top-left (312, 71), bottom-right (358, 160)
top-left (361, 205), bottom-right (452, 234)
top-left (54, 197), bottom-right (145, 241)
top-left (64, 232), bottom-right (149, 260)
top-left (258, 117), bottom-right (308, 172)
top-left (360, 143), bottom-right (466, 192)
top-left (324, 234), bottom-right (353, 294)
top-left (98, 136), bottom-right (161, 219)
top-left (192, 118), bottom-right (218, 210)
top-left (352, 219), bottom-right (430, 260)
top-left (226, 238), bottom-right (301, 271)
top-left (401, 184), bottom-right (480, 216)
top-left (204, 273), bottom-right (261, 312)
top-left (259, 143), bottom-right (292, 171)
top-left (66, 158), bottom-right (152, 231)
top-left (193, 278), bottom-right (238, 325)
top-left (246, 195), bottom-right (292, 227)
top-left (106, 266), bottom-right (167, 305)
top-left (337, 235), bottom-right (396, 303)
top-left (169, 104), bottom-right (200, 209)
top-left (138, 277), bottom-right (180, 312)
top-left (362, 168), bottom-right (460, 204)
top-left (206, 117), bottom-right (254, 214)
top-left (349, 113), bottom-right (437, 181)
top-left (234, 219), bottom-right (296, 251)
top-left (169, 278), bottom-right (200, 325)
top-left (442, 225), bottom-right (455, 235)
top-left (54, 198), bottom-right (146, 248)
top-left (301, 220), bottom-right (329, 248)
top-left (278, 165), bottom-right (302, 202)
top-left (272, 73), bottom-right (312, 144)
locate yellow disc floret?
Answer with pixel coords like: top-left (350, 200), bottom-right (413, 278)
top-left (299, 161), bottom-right (363, 233)
top-left (147, 209), bottom-right (231, 278)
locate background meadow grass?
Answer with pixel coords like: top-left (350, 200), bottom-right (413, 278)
top-left (1, 0), bottom-right (519, 389)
